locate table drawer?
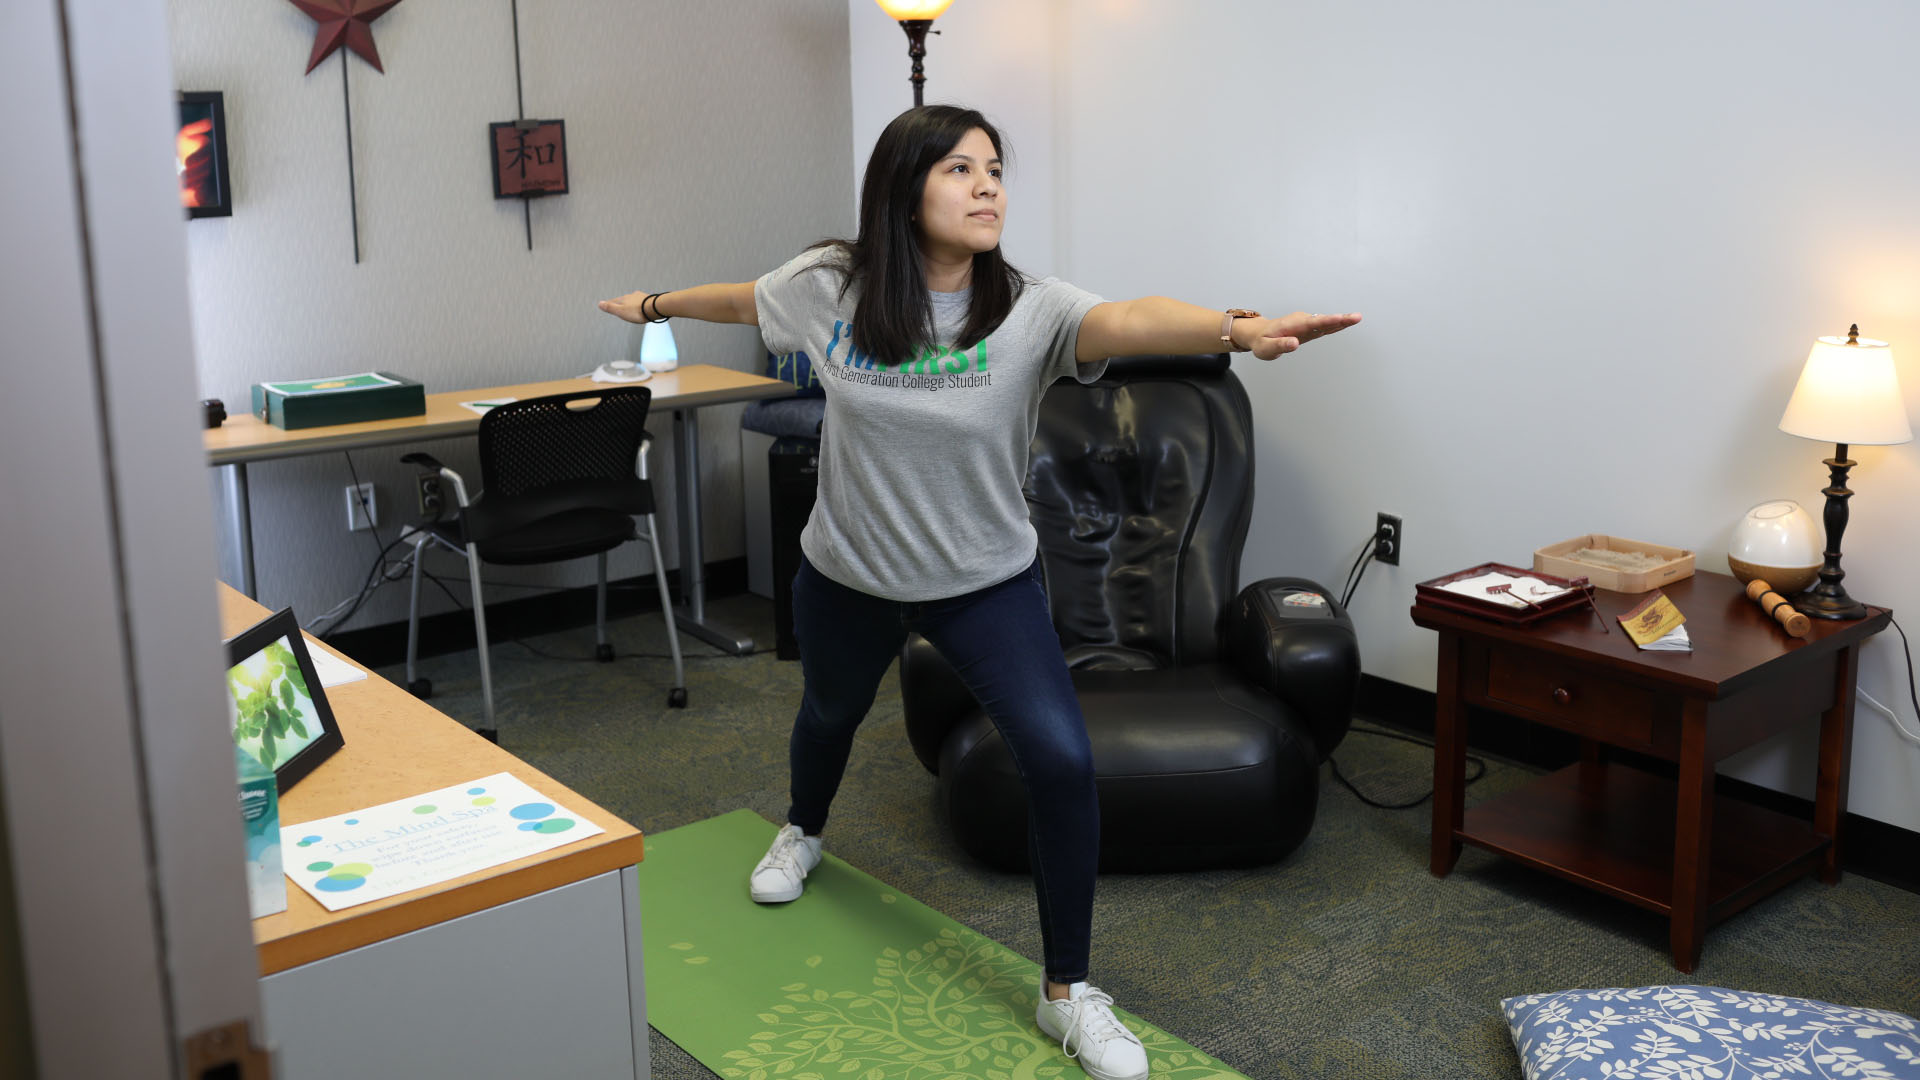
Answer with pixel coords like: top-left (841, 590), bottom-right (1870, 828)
top-left (1480, 646), bottom-right (1663, 749)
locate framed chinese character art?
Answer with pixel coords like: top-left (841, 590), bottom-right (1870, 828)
top-left (178, 91), bottom-right (232, 218)
top-left (490, 119), bottom-right (568, 198)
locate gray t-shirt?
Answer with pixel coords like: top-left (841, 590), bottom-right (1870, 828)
top-left (755, 246), bottom-right (1109, 601)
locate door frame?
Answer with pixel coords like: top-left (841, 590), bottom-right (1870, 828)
top-left (0, 0), bottom-right (267, 1075)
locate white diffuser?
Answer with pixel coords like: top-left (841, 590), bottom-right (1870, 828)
top-left (1727, 500), bottom-right (1823, 594)
top-left (639, 320), bottom-right (679, 373)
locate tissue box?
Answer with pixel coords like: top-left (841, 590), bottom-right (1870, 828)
top-left (235, 744), bottom-right (287, 919)
top-left (250, 371), bottom-right (425, 430)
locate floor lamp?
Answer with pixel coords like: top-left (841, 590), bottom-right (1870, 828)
top-left (874, 0), bottom-right (956, 107)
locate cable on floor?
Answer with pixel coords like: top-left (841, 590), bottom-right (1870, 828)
top-left (1328, 722), bottom-right (1488, 810)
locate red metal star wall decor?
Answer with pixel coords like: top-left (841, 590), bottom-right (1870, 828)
top-left (290, 0), bottom-right (404, 74)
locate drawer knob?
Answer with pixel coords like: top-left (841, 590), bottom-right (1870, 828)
top-left (1552, 687), bottom-right (1573, 705)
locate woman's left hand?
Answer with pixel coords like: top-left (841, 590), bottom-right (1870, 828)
top-left (1243, 311), bottom-right (1362, 360)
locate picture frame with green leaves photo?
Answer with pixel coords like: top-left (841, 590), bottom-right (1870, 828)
top-left (223, 608), bottom-right (344, 793)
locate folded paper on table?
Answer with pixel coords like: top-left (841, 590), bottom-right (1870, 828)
top-left (1619, 591), bottom-right (1686, 648)
top-left (1636, 624), bottom-right (1693, 652)
top-left (306, 647), bottom-right (367, 688)
top-left (281, 772), bottom-right (603, 911)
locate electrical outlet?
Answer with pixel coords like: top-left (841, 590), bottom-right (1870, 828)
top-left (1374, 512), bottom-right (1402, 566)
top-left (345, 482), bottom-right (377, 531)
top-left (415, 474), bottom-right (444, 518)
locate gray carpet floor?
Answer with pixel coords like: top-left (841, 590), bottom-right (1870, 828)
top-left (376, 592), bottom-right (1920, 1079)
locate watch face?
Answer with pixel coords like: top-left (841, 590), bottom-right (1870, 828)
top-left (1228, 308), bottom-right (1261, 319)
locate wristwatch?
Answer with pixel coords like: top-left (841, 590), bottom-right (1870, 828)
top-left (1221, 308), bottom-right (1261, 351)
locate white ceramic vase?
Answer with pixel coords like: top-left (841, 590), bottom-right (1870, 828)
top-left (1727, 499), bottom-right (1823, 594)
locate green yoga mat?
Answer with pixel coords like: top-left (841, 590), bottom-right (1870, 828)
top-left (636, 810), bottom-right (1246, 1080)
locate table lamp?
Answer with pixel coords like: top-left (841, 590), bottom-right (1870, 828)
top-left (873, 0), bottom-right (956, 107)
top-left (1776, 324), bottom-right (1913, 619)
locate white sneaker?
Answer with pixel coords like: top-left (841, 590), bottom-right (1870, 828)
top-left (1034, 982), bottom-right (1149, 1080)
top-left (748, 823), bottom-right (822, 903)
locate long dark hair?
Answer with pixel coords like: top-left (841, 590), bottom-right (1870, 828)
top-left (811, 105), bottom-right (1024, 367)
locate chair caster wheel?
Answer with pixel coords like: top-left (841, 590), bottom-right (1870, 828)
top-left (595, 643), bottom-right (615, 663)
top-left (667, 687), bottom-right (688, 709)
top-left (476, 727), bottom-right (499, 744)
top-left (407, 678), bottom-right (432, 699)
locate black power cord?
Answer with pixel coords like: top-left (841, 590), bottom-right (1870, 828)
top-left (1329, 723), bottom-right (1489, 809)
top-left (312, 532), bottom-right (412, 640)
top-left (1329, 528), bottom-right (1485, 807)
top-left (1885, 615), bottom-right (1920, 733)
top-left (1338, 531), bottom-right (1373, 609)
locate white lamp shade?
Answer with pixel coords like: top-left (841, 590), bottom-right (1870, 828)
top-left (1778, 334), bottom-right (1913, 445)
top-left (874, 0), bottom-right (955, 19)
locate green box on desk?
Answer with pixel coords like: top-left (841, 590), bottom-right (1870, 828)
top-left (251, 371), bottom-right (426, 430)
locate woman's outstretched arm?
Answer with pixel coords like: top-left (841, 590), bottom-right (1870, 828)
top-left (598, 282), bottom-right (759, 326)
top-left (1076, 297), bottom-right (1359, 363)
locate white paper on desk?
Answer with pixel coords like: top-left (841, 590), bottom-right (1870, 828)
top-left (1438, 571), bottom-right (1573, 608)
top-left (583, 367), bottom-right (652, 384)
top-left (306, 647), bottom-right (368, 688)
top-left (1635, 624), bottom-right (1693, 652)
top-left (281, 772), bottom-right (604, 911)
top-left (460, 397), bottom-right (517, 415)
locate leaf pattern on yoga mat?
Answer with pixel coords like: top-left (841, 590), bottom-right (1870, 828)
top-left (716, 926), bottom-right (1237, 1080)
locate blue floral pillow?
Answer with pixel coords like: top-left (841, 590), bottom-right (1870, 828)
top-left (1503, 985), bottom-right (1920, 1080)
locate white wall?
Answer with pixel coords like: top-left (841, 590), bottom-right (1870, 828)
top-left (852, 0), bottom-right (1920, 832)
top-left (170, 0), bottom-right (853, 631)
top-left (849, 0), bottom-right (1061, 273)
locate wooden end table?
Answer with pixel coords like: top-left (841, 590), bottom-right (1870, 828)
top-left (1410, 570), bottom-right (1888, 972)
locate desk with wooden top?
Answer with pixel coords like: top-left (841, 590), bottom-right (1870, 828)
top-left (207, 365), bottom-right (793, 654)
top-left (220, 584), bottom-right (652, 1078)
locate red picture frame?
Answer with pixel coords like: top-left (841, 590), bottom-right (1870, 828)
top-left (178, 91), bottom-right (232, 218)
top-left (490, 119), bottom-right (568, 198)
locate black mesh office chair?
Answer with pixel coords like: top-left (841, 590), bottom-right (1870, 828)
top-left (398, 388), bottom-right (686, 742)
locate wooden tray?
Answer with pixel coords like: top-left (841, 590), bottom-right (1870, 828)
top-left (1534, 534), bottom-right (1694, 593)
top-left (1414, 562), bottom-right (1595, 626)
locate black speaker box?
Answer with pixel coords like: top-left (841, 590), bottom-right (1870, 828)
top-left (768, 437), bottom-right (820, 661)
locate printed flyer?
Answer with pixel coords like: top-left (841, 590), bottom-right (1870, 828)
top-left (281, 772), bottom-right (604, 911)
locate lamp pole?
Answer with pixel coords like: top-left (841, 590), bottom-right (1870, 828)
top-left (1800, 441), bottom-right (1869, 620)
top-left (898, 19), bottom-right (933, 107)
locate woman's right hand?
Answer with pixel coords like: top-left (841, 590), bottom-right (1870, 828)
top-left (597, 291), bottom-right (655, 323)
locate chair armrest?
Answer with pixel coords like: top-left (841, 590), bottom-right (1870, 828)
top-left (1222, 576), bottom-right (1360, 760)
top-left (400, 451), bottom-right (471, 508)
top-left (900, 633), bottom-right (977, 775)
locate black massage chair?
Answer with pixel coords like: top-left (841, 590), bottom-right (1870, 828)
top-left (900, 354), bottom-right (1362, 872)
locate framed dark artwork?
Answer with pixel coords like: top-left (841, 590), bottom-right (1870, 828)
top-left (490, 119), bottom-right (568, 198)
top-left (223, 608), bottom-right (344, 793)
top-left (177, 91), bottom-right (232, 218)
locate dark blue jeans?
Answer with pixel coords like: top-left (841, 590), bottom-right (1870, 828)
top-left (786, 553), bottom-right (1098, 985)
